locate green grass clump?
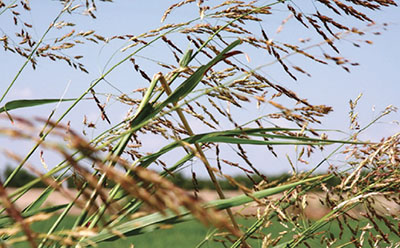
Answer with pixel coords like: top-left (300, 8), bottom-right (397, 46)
top-left (11, 215), bottom-right (399, 248)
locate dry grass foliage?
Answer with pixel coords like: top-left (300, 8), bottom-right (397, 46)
top-left (0, 0), bottom-right (399, 247)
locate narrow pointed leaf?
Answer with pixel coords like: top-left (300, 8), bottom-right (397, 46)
top-left (136, 127), bottom-right (365, 168)
top-left (23, 187), bottom-right (55, 214)
top-left (0, 98), bottom-right (77, 113)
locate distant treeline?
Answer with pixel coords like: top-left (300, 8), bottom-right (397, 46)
top-left (2, 166), bottom-right (344, 190)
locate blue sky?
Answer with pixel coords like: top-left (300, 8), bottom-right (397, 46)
top-left (0, 1), bottom-right (399, 178)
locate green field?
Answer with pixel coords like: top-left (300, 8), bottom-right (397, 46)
top-left (10, 215), bottom-right (399, 247)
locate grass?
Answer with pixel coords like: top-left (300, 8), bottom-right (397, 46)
top-left (1, 0), bottom-right (399, 247)
top-left (11, 215), bottom-right (400, 247)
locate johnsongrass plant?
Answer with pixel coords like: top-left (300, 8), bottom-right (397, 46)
top-left (0, 0), bottom-right (399, 247)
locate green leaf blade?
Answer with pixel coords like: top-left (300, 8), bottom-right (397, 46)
top-left (0, 98), bottom-right (77, 114)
